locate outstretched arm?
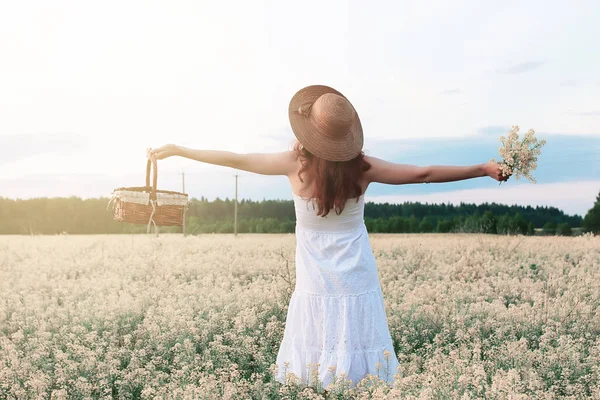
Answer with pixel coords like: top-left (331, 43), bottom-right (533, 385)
top-left (148, 144), bottom-right (297, 176)
top-left (364, 155), bottom-right (509, 184)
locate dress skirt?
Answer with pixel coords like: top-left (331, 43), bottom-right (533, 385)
top-left (274, 196), bottom-right (400, 389)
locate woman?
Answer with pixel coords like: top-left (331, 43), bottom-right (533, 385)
top-left (148, 85), bottom-right (509, 390)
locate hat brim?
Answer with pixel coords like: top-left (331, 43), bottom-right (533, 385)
top-left (289, 85), bottom-right (363, 162)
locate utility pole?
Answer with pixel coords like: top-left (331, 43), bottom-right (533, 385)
top-left (182, 171), bottom-right (186, 236)
top-left (234, 171), bottom-right (239, 236)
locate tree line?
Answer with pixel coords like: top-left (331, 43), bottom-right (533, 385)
top-left (0, 193), bottom-right (596, 236)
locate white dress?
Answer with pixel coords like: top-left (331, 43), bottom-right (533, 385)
top-left (274, 192), bottom-right (400, 389)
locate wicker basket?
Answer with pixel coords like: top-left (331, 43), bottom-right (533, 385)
top-left (109, 159), bottom-right (189, 231)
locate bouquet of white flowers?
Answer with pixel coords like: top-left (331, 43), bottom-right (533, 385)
top-left (490, 125), bottom-right (546, 184)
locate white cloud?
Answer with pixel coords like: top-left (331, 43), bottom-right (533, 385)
top-left (366, 180), bottom-right (600, 217)
top-left (495, 61), bottom-right (546, 75)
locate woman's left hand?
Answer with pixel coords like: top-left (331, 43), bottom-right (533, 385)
top-left (147, 144), bottom-right (180, 161)
top-left (484, 160), bottom-right (511, 182)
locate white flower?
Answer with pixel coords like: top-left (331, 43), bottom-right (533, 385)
top-left (490, 125), bottom-right (546, 183)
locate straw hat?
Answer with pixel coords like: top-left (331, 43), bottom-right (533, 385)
top-left (289, 85), bottom-right (363, 162)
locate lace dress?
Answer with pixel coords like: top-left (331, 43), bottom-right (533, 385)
top-left (274, 193), bottom-right (400, 389)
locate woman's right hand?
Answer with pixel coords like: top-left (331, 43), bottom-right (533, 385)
top-left (485, 161), bottom-right (511, 182)
top-left (147, 144), bottom-right (181, 161)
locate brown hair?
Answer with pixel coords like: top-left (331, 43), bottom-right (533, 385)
top-left (293, 141), bottom-right (371, 217)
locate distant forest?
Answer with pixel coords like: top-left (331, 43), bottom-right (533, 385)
top-left (0, 196), bottom-right (588, 236)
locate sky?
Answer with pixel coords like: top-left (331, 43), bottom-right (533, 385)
top-left (1, 0), bottom-right (599, 217)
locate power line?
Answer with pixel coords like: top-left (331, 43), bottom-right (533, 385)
top-left (182, 170), bottom-right (186, 237)
top-left (234, 171), bottom-right (239, 236)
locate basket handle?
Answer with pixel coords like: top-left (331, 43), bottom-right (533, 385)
top-left (145, 158), bottom-right (158, 200)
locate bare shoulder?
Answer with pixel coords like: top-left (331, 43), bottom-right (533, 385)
top-left (275, 150), bottom-right (302, 177)
top-left (281, 149), bottom-right (301, 172)
top-left (363, 154), bottom-right (427, 185)
top-left (286, 150), bottom-right (304, 176)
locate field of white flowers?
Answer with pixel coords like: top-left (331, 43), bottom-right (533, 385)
top-left (1, 233), bottom-right (599, 399)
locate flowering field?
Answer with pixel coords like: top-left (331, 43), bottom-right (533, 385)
top-left (1, 233), bottom-right (599, 399)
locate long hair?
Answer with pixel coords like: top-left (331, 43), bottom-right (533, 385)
top-left (293, 141), bottom-right (371, 217)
